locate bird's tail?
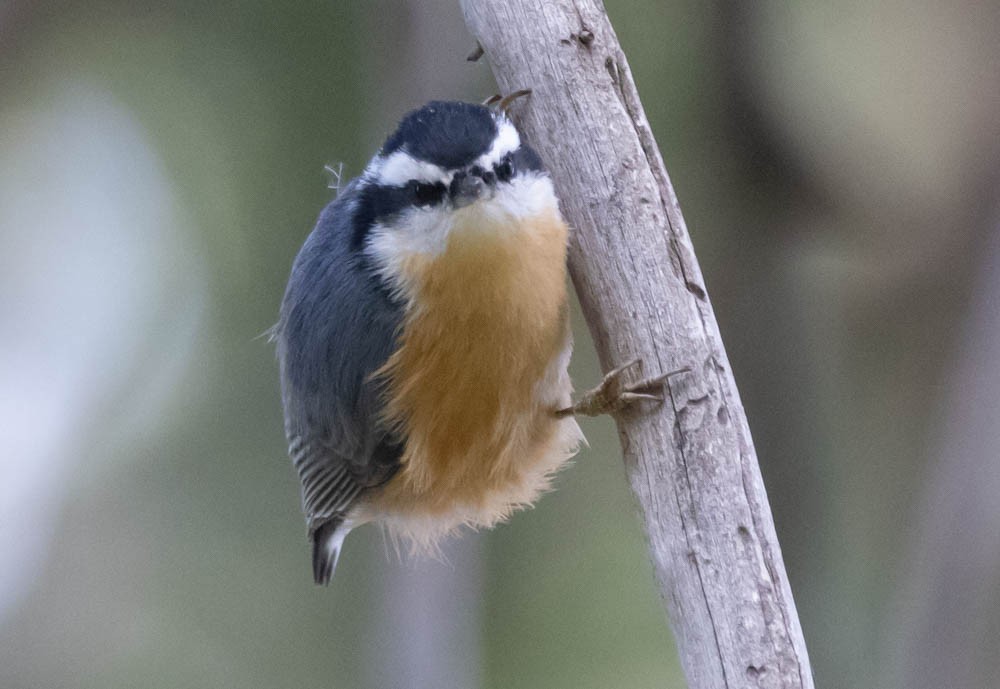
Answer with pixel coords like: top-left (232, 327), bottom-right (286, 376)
top-left (311, 518), bottom-right (350, 585)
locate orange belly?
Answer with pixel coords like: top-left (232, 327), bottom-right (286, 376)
top-left (365, 207), bottom-right (582, 546)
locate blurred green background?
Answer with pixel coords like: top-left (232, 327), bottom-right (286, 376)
top-left (2, 1), bottom-right (999, 688)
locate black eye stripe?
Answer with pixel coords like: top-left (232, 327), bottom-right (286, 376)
top-left (351, 144), bottom-right (548, 252)
top-left (350, 179), bottom-right (447, 249)
top-left (412, 180), bottom-right (446, 206)
top-left (351, 184), bottom-right (407, 250)
top-left (510, 145), bottom-right (543, 174)
top-left (494, 153), bottom-right (514, 182)
top-left (492, 145), bottom-right (544, 182)
top-left (368, 182), bottom-right (445, 216)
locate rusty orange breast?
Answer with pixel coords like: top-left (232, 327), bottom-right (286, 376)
top-left (370, 206), bottom-right (573, 519)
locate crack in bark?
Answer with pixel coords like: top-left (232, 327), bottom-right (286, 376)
top-left (666, 374), bottom-right (731, 689)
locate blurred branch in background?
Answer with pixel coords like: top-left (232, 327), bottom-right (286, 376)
top-left (0, 81), bottom-right (206, 624)
top-left (364, 2), bottom-right (486, 686)
top-left (888, 206), bottom-right (1000, 689)
top-left (719, 2), bottom-right (1000, 686)
top-left (368, 538), bottom-right (484, 689)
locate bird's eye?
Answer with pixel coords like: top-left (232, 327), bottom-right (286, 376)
top-left (494, 153), bottom-right (515, 183)
top-left (412, 181), bottom-right (444, 207)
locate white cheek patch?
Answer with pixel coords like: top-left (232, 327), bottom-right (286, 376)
top-left (371, 151), bottom-right (450, 187)
top-left (364, 207), bottom-right (454, 297)
top-left (475, 119), bottom-right (520, 170)
top-left (480, 173), bottom-right (559, 221)
top-left (362, 174), bottom-right (559, 302)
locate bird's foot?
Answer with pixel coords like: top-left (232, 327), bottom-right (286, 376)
top-left (556, 358), bottom-right (674, 418)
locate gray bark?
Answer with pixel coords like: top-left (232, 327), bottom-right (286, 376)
top-left (461, 2), bottom-right (814, 688)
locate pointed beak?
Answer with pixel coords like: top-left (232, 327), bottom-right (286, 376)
top-left (450, 170), bottom-right (488, 208)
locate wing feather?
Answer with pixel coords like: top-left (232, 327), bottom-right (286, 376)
top-left (276, 179), bottom-right (404, 541)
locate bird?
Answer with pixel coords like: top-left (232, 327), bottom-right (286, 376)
top-left (275, 98), bottom-right (665, 584)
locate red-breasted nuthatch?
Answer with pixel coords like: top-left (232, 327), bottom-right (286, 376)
top-left (276, 100), bottom-right (662, 584)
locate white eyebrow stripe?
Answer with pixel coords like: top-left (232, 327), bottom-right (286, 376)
top-left (475, 120), bottom-right (521, 169)
top-left (373, 151), bottom-right (450, 187)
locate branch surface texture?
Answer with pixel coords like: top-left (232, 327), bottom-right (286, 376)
top-left (461, 2), bottom-right (814, 687)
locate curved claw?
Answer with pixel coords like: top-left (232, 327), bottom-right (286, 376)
top-left (558, 357), bottom-right (661, 418)
top-left (605, 357), bottom-right (641, 381)
top-left (625, 372), bottom-right (671, 396)
top-left (619, 392), bottom-right (663, 404)
top-left (498, 88), bottom-right (532, 114)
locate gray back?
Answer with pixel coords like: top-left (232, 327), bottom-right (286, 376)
top-left (276, 179), bottom-right (404, 527)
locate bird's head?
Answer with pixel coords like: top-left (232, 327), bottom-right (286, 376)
top-left (351, 101), bottom-right (560, 291)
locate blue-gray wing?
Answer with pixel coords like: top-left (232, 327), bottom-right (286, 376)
top-left (275, 179), bottom-right (403, 539)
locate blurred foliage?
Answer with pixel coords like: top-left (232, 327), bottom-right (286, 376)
top-left (1, 1), bottom-right (998, 688)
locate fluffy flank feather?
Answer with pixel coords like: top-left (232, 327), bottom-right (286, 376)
top-left (361, 205), bottom-right (582, 551)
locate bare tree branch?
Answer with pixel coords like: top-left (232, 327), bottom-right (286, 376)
top-left (460, 2), bottom-right (814, 687)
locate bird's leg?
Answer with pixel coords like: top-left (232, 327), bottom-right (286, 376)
top-left (556, 358), bottom-right (675, 418)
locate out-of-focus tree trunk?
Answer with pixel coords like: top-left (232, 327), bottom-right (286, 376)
top-left (367, 537), bottom-right (484, 689)
top-left (363, 3), bottom-right (485, 687)
top-left (888, 212), bottom-right (1000, 689)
